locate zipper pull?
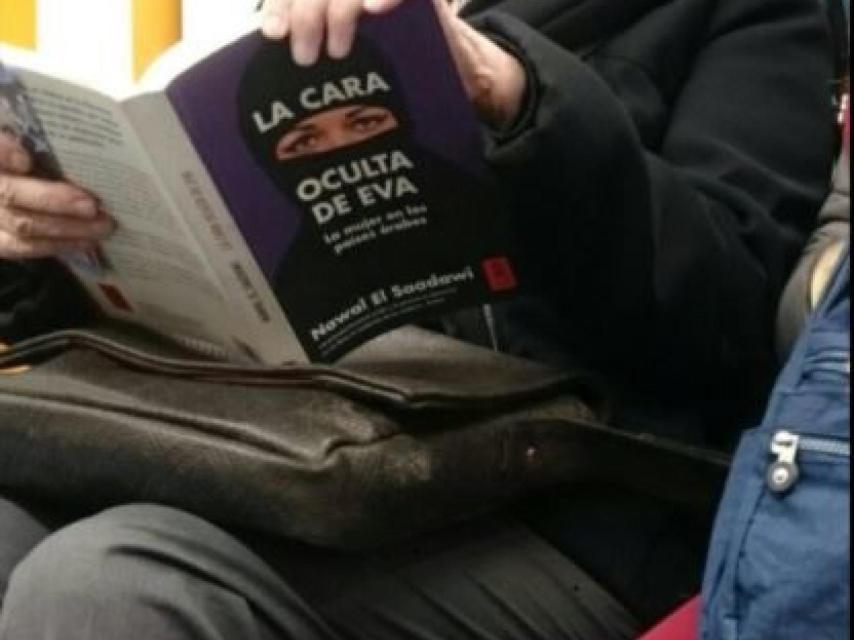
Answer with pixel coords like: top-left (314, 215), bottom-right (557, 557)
top-left (767, 430), bottom-right (800, 494)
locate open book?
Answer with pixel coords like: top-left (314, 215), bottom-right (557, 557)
top-left (0, 1), bottom-right (518, 363)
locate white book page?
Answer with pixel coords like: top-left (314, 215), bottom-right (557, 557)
top-left (7, 65), bottom-right (242, 356)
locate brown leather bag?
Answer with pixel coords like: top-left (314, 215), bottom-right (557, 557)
top-left (0, 324), bottom-right (727, 549)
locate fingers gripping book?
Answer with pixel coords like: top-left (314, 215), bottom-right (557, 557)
top-left (0, 1), bottom-right (517, 363)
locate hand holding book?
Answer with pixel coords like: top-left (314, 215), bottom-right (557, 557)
top-left (260, 0), bottom-right (527, 128)
top-left (0, 134), bottom-right (113, 260)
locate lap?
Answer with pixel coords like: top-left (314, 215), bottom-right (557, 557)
top-left (258, 517), bottom-right (638, 640)
top-left (0, 497), bottom-right (50, 605)
top-left (0, 500), bottom-right (639, 640)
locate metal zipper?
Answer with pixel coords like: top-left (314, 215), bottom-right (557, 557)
top-left (767, 430), bottom-right (850, 494)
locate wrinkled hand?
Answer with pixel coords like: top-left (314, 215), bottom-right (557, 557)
top-left (260, 0), bottom-right (527, 128)
top-left (0, 135), bottom-right (114, 260)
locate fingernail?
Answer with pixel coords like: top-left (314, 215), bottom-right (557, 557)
top-left (72, 198), bottom-right (97, 217)
top-left (292, 41), bottom-right (317, 66)
top-left (10, 150), bottom-right (30, 173)
top-left (328, 30), bottom-right (355, 59)
top-left (328, 38), bottom-right (346, 59)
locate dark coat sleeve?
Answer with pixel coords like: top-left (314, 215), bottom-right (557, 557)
top-left (0, 260), bottom-right (93, 343)
top-left (474, 0), bottom-right (836, 412)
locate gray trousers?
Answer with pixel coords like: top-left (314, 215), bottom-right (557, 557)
top-left (0, 498), bottom-right (639, 640)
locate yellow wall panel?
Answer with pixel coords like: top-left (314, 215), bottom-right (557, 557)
top-left (132, 0), bottom-right (181, 80)
top-left (0, 0), bottom-right (37, 49)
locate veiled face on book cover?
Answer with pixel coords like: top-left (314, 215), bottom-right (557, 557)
top-left (238, 37), bottom-right (437, 229)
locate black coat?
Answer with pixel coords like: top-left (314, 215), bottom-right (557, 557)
top-left (444, 0), bottom-right (836, 441)
top-left (1, 0), bottom-right (837, 440)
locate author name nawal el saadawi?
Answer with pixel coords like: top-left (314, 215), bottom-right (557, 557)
top-left (310, 265), bottom-right (476, 343)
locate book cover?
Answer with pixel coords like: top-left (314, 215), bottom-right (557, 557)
top-left (167, 0), bottom-right (518, 361)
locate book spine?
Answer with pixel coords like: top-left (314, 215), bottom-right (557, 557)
top-left (123, 92), bottom-right (306, 364)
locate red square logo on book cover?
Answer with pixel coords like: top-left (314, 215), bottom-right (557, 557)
top-left (482, 256), bottom-right (518, 292)
top-left (98, 283), bottom-right (134, 313)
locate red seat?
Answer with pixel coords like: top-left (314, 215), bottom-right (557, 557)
top-left (637, 596), bottom-right (699, 640)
